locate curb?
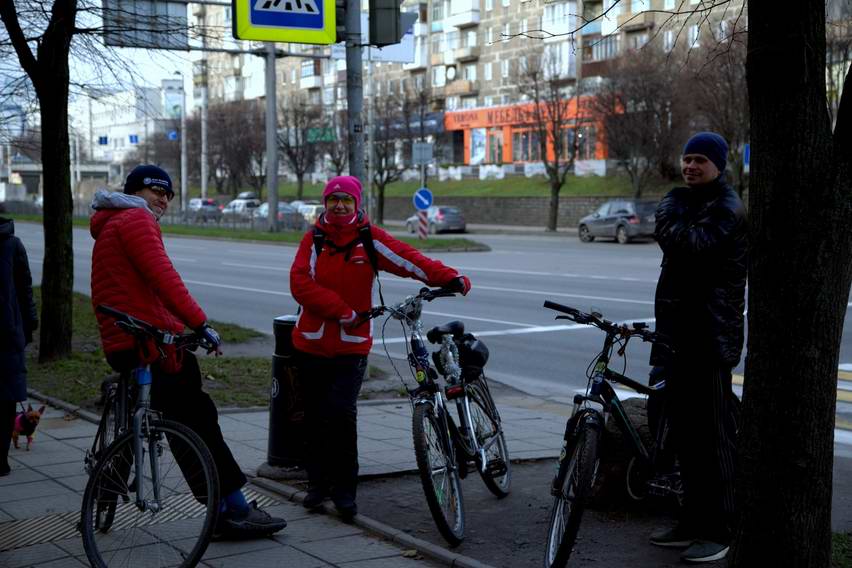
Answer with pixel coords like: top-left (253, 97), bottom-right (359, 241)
top-left (27, 388), bottom-right (101, 424)
top-left (250, 476), bottom-right (497, 568)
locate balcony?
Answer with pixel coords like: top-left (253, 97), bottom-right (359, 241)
top-left (444, 79), bottom-right (477, 96)
top-left (618, 10), bottom-right (656, 31)
top-left (403, 50), bottom-right (428, 71)
top-left (453, 45), bottom-right (480, 62)
top-left (430, 52), bottom-right (445, 66)
top-left (300, 75), bottom-right (322, 90)
top-left (581, 19), bottom-right (602, 36)
top-left (447, 9), bottom-right (479, 28)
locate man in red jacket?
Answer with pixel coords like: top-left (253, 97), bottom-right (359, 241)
top-left (91, 164), bottom-right (286, 539)
top-left (290, 175), bottom-right (471, 520)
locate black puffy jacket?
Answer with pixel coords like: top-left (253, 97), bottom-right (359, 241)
top-left (650, 178), bottom-right (747, 368)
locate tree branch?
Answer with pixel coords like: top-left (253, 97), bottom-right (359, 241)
top-left (0, 0), bottom-right (39, 80)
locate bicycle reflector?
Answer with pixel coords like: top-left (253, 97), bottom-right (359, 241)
top-left (445, 384), bottom-right (464, 399)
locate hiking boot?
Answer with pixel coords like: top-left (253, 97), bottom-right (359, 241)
top-left (332, 496), bottom-right (357, 523)
top-left (303, 488), bottom-right (327, 510)
top-left (680, 540), bottom-right (730, 563)
top-left (213, 500), bottom-right (287, 541)
top-left (649, 524), bottom-right (697, 548)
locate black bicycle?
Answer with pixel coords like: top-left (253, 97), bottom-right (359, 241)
top-left (80, 305), bottom-right (220, 568)
top-left (364, 286), bottom-right (511, 546)
top-left (541, 301), bottom-right (679, 568)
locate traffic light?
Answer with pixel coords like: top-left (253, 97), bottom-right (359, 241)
top-left (336, 0), bottom-right (346, 43)
top-left (369, 0), bottom-right (401, 47)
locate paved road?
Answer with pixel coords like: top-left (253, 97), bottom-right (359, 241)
top-left (14, 223), bottom-right (852, 403)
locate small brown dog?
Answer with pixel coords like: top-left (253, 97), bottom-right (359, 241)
top-left (12, 404), bottom-right (45, 451)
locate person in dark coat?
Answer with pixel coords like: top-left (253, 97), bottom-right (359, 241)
top-left (647, 132), bottom-right (747, 564)
top-left (0, 206), bottom-right (38, 477)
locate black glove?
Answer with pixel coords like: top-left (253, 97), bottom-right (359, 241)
top-left (447, 275), bottom-right (471, 296)
top-left (196, 323), bottom-right (222, 354)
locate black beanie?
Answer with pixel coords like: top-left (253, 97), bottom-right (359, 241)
top-left (683, 132), bottom-right (729, 174)
top-left (124, 165), bottom-right (174, 198)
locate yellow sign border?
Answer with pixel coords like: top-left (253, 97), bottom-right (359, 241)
top-left (232, 0), bottom-right (336, 45)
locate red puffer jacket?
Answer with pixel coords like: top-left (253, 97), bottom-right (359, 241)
top-left (290, 215), bottom-right (459, 358)
top-left (91, 205), bottom-right (206, 369)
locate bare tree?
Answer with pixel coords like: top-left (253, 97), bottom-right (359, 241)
top-left (688, 25), bottom-right (750, 196)
top-left (517, 46), bottom-right (581, 231)
top-left (592, 46), bottom-right (686, 198)
top-left (731, 1), bottom-right (852, 566)
top-left (320, 108), bottom-right (348, 177)
top-left (370, 95), bottom-right (405, 225)
top-left (278, 96), bottom-right (320, 200)
top-left (826, 0), bottom-right (852, 129)
top-left (242, 100), bottom-right (266, 196)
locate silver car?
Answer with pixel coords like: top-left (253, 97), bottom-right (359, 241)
top-left (406, 206), bottom-right (467, 234)
top-left (253, 201), bottom-right (306, 230)
top-left (578, 199), bottom-right (658, 244)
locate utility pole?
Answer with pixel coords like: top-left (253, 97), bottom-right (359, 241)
top-left (201, 83), bottom-right (209, 199)
top-left (265, 42), bottom-right (279, 232)
top-left (366, 49), bottom-right (374, 219)
top-left (345, 0), bottom-right (365, 188)
top-left (180, 77), bottom-right (188, 213)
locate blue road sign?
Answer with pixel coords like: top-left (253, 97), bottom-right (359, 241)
top-left (129, 134), bottom-right (139, 144)
top-left (744, 143), bottom-right (750, 166)
top-left (98, 136), bottom-right (108, 145)
top-left (168, 130), bottom-right (178, 141)
top-left (413, 187), bottom-right (433, 211)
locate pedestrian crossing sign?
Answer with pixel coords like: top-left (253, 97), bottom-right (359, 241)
top-left (232, 0), bottom-right (336, 44)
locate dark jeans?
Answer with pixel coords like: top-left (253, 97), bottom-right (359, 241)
top-left (0, 400), bottom-right (15, 470)
top-left (106, 350), bottom-right (247, 497)
top-left (667, 356), bottom-right (738, 543)
top-left (295, 351), bottom-right (366, 503)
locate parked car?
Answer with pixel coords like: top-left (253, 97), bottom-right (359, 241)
top-left (253, 201), bottom-right (305, 230)
top-left (299, 203), bottom-right (325, 225)
top-left (405, 206), bottom-right (466, 234)
top-left (221, 198), bottom-right (260, 221)
top-left (237, 191), bottom-right (258, 200)
top-left (578, 199), bottom-right (658, 244)
top-left (186, 198), bottom-right (222, 223)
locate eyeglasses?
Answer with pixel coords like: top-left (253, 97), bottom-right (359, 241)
top-left (326, 194), bottom-right (355, 206)
top-left (146, 187), bottom-right (174, 202)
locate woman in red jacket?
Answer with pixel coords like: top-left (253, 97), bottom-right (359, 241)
top-left (290, 176), bottom-right (470, 520)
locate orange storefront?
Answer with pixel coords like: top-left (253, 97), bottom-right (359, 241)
top-left (443, 97), bottom-right (605, 166)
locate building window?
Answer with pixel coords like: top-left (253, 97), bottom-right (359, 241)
top-left (663, 29), bottom-right (675, 52)
top-left (463, 63), bottom-right (477, 81)
top-left (629, 32), bottom-right (648, 50)
top-left (432, 1), bottom-right (444, 21)
top-left (501, 0), bottom-right (509, 7)
top-left (290, 69), bottom-right (297, 82)
top-left (630, 0), bottom-right (646, 13)
top-left (590, 34), bottom-right (619, 60)
top-left (688, 24), bottom-right (699, 48)
top-left (447, 96), bottom-right (460, 110)
top-left (415, 74), bottom-right (424, 90)
top-left (485, 0), bottom-right (493, 10)
top-left (501, 59), bottom-right (509, 78)
top-left (446, 30), bottom-right (460, 50)
top-left (512, 130), bottom-right (541, 162)
top-left (484, 60), bottom-right (493, 81)
top-left (300, 61), bottom-right (315, 78)
top-left (521, 18), bottom-right (527, 35)
top-left (543, 2), bottom-right (571, 34)
top-left (717, 20), bottom-right (729, 41)
top-left (502, 22), bottom-right (510, 39)
top-left (466, 30), bottom-right (477, 47)
top-left (461, 96), bottom-right (477, 109)
top-left (431, 32), bottom-right (442, 54)
top-left (487, 26), bottom-right (493, 44)
top-left (484, 95), bottom-right (494, 106)
top-left (664, 0), bottom-right (675, 8)
top-left (432, 65), bottom-right (447, 87)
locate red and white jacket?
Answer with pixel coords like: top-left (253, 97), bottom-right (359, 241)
top-left (290, 215), bottom-right (459, 358)
top-left (90, 191), bottom-right (206, 370)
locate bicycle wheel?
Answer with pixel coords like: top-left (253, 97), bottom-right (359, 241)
top-left (81, 419), bottom-right (219, 568)
top-left (412, 401), bottom-right (465, 546)
top-left (93, 387), bottom-right (120, 532)
top-left (544, 416), bottom-right (600, 568)
top-left (466, 381), bottom-right (511, 497)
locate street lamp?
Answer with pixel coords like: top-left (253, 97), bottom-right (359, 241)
top-left (174, 70), bottom-right (188, 213)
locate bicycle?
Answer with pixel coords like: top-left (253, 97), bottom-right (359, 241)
top-left (541, 300), bottom-right (678, 568)
top-left (79, 305), bottom-right (220, 568)
top-left (363, 286), bottom-right (511, 546)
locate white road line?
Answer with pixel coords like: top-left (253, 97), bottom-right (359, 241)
top-left (376, 323), bottom-right (596, 344)
top-left (474, 284), bottom-right (654, 305)
top-left (421, 310), bottom-right (536, 327)
top-left (169, 256), bottom-right (198, 263)
top-left (452, 265), bottom-right (657, 283)
top-left (183, 279), bottom-right (293, 297)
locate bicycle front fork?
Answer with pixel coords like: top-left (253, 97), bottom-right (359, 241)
top-left (132, 366), bottom-right (162, 512)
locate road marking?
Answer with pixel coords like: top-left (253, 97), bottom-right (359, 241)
top-left (451, 265), bottom-right (657, 283)
top-left (474, 284), bottom-right (654, 305)
top-left (183, 279), bottom-right (293, 297)
top-left (733, 373), bottom-right (852, 403)
top-left (222, 262), bottom-right (288, 271)
top-left (421, 310), bottom-right (536, 327)
top-left (169, 256), bottom-right (198, 263)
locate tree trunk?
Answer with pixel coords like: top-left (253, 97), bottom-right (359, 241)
top-left (632, 175), bottom-right (642, 199)
top-left (36, 53), bottom-right (73, 361)
top-left (546, 179), bottom-right (560, 231)
top-left (731, 3), bottom-right (852, 566)
top-left (296, 175), bottom-right (304, 200)
top-left (376, 182), bottom-right (385, 225)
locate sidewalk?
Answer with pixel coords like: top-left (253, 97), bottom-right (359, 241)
top-left (3, 385), bottom-right (852, 567)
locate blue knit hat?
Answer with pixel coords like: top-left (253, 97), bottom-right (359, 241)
top-left (683, 132), bottom-right (728, 174)
top-left (124, 164), bottom-right (174, 199)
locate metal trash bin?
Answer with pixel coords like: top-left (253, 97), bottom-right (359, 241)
top-left (266, 315), bottom-right (305, 468)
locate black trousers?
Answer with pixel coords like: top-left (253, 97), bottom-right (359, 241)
top-left (667, 356), bottom-right (738, 543)
top-left (107, 351), bottom-right (247, 497)
top-left (295, 351), bottom-right (366, 502)
top-left (0, 400), bottom-right (15, 469)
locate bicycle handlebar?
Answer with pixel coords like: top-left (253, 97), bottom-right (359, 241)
top-left (96, 305), bottom-right (215, 352)
top-left (542, 300), bottom-right (662, 345)
top-left (357, 286), bottom-right (457, 324)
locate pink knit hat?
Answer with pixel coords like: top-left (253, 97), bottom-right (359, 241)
top-left (323, 176), bottom-right (362, 210)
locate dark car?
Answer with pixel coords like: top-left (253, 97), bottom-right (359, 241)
top-left (253, 201), bottom-right (306, 230)
top-left (405, 206), bottom-right (466, 234)
top-left (578, 199), bottom-right (658, 244)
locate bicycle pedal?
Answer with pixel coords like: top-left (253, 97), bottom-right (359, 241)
top-left (484, 459), bottom-right (507, 477)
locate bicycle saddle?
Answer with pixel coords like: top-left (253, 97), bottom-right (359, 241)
top-left (426, 320), bottom-right (465, 344)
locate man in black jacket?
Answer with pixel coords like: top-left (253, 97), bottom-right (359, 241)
top-left (648, 132), bottom-right (747, 563)
top-left (0, 207), bottom-right (38, 477)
